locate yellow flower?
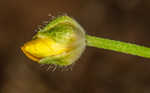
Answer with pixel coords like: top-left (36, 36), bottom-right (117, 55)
top-left (21, 16), bottom-right (86, 66)
top-left (21, 38), bottom-right (68, 62)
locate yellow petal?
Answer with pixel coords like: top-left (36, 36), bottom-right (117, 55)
top-left (21, 46), bottom-right (40, 62)
top-left (21, 38), bottom-right (68, 62)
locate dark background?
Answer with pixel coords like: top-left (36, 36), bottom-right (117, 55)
top-left (1, 0), bottom-right (150, 93)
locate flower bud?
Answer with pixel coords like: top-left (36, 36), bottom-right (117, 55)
top-left (21, 16), bottom-right (86, 66)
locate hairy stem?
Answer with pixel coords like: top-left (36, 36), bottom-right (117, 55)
top-left (86, 35), bottom-right (150, 58)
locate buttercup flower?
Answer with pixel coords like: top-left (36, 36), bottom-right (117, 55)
top-left (21, 16), bottom-right (86, 66)
top-left (21, 15), bottom-right (150, 68)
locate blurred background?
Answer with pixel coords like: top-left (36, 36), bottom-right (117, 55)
top-left (1, 0), bottom-right (150, 93)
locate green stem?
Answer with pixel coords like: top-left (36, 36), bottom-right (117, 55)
top-left (86, 35), bottom-right (150, 58)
